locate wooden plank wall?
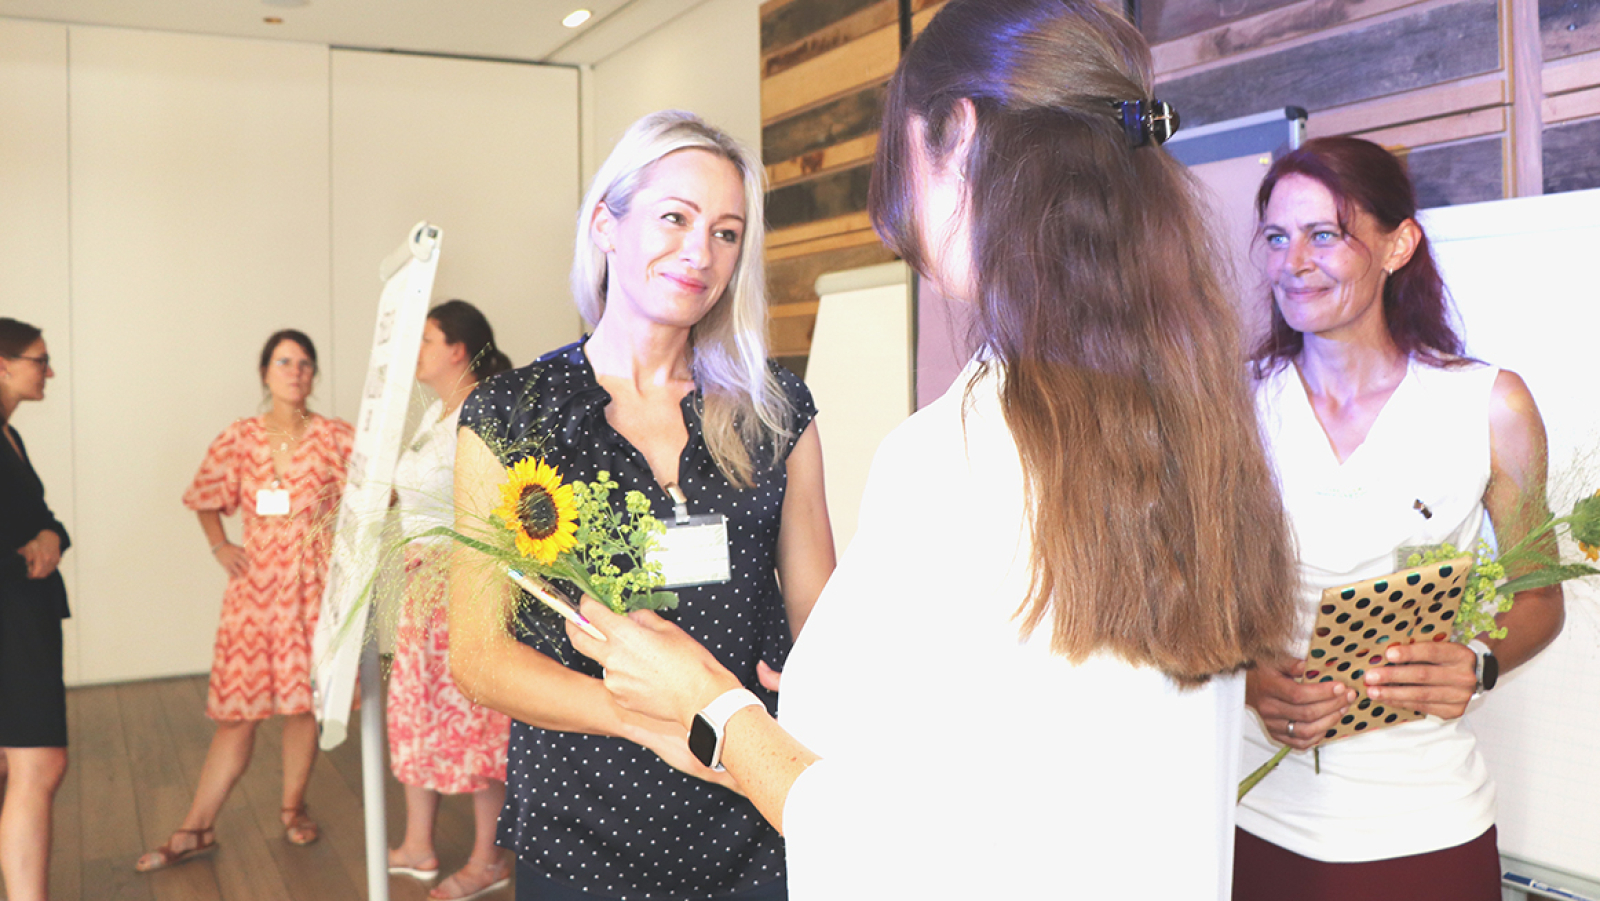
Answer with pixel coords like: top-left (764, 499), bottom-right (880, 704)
top-left (1146, 0), bottom-right (1600, 207)
top-left (760, 0), bottom-right (1600, 366)
top-left (759, 0), bottom-right (946, 372)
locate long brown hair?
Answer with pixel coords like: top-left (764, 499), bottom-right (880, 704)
top-left (1250, 136), bottom-right (1466, 375)
top-left (871, 0), bottom-right (1296, 682)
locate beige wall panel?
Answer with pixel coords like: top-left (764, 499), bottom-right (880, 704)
top-left (69, 26), bottom-right (332, 683)
top-left (591, 0), bottom-right (763, 167)
top-left (0, 18), bottom-right (79, 680)
top-left (329, 50), bottom-right (582, 419)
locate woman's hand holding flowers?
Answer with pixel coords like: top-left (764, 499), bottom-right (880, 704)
top-left (570, 597), bottom-right (753, 790)
top-left (568, 596), bottom-right (741, 731)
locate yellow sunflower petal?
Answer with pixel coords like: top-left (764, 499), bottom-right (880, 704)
top-left (495, 456), bottom-right (581, 566)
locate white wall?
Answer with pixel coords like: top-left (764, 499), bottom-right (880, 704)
top-left (0, 19), bottom-right (77, 674)
top-left (70, 26), bottom-right (333, 684)
top-left (2, 18), bottom-right (584, 684)
top-left (329, 49), bottom-right (583, 420)
top-left (588, 0), bottom-right (762, 176)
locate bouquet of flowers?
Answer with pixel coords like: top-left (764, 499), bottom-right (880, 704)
top-left (1238, 489), bottom-right (1600, 801)
top-left (418, 457), bottom-right (678, 629)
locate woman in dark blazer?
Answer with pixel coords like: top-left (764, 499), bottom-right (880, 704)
top-left (0, 317), bottom-right (71, 901)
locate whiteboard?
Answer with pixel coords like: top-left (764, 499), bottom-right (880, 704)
top-left (1422, 188), bottom-right (1600, 885)
top-left (805, 262), bottom-right (914, 554)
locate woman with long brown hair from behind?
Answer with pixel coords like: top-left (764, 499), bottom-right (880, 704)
top-left (563, 1), bottom-right (1298, 897)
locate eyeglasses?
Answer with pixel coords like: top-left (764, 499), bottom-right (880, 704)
top-left (4, 354), bottom-right (49, 368)
top-left (271, 357), bottom-right (316, 374)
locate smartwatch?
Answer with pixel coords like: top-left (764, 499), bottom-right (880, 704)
top-left (689, 687), bottom-right (763, 771)
top-left (1468, 639), bottom-right (1499, 695)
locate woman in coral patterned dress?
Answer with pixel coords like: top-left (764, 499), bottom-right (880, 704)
top-left (385, 301), bottom-right (515, 901)
top-left (136, 329), bottom-right (353, 873)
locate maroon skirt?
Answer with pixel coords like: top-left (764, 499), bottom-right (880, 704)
top-left (1233, 825), bottom-right (1501, 901)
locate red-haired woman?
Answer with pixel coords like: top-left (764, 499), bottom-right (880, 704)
top-left (558, 1), bottom-right (1300, 897)
top-left (1235, 136), bottom-right (1564, 901)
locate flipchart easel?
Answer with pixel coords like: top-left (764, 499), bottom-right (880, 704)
top-left (311, 220), bottom-right (441, 901)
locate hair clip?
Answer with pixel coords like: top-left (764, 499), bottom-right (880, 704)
top-left (1116, 99), bottom-right (1181, 148)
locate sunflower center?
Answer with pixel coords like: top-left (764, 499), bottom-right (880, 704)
top-left (517, 484), bottom-right (560, 540)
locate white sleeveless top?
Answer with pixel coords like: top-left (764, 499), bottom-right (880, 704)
top-left (1237, 358), bottom-right (1500, 861)
top-left (393, 399), bottom-right (461, 545)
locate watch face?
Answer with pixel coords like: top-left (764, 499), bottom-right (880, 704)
top-left (1482, 653), bottom-right (1499, 690)
top-left (689, 714), bottom-right (718, 767)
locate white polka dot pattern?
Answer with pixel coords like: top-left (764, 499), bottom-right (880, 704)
top-left (460, 340), bottom-right (815, 898)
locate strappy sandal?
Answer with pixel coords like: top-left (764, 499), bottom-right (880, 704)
top-left (281, 805), bottom-right (320, 846)
top-left (135, 826), bottom-right (218, 873)
top-left (428, 857), bottom-right (512, 901)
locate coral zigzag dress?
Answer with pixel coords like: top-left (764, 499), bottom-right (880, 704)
top-left (183, 414), bottom-right (353, 721)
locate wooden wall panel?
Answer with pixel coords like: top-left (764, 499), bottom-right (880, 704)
top-left (1406, 135), bottom-right (1506, 207)
top-left (763, 0), bottom-right (897, 78)
top-left (1158, 0), bottom-right (1501, 129)
top-left (1540, 0), bottom-right (1600, 61)
top-left (1149, 0), bottom-right (1600, 205)
top-left (763, 81), bottom-right (886, 167)
top-left (767, 164), bottom-right (874, 231)
top-left (1543, 115), bottom-right (1600, 190)
top-left (760, 0), bottom-right (949, 366)
top-left (1151, 0), bottom-right (1422, 73)
top-left (1141, 0), bottom-right (1302, 44)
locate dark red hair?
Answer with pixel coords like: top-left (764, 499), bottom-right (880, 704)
top-left (1250, 136), bottom-right (1467, 375)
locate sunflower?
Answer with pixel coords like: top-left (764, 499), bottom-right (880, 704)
top-left (494, 457), bottom-right (579, 565)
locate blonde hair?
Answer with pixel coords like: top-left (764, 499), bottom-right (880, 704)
top-left (572, 110), bottom-right (790, 487)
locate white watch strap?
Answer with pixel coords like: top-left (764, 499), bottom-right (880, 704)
top-left (699, 687), bottom-right (763, 732)
top-left (1467, 638), bottom-right (1493, 694)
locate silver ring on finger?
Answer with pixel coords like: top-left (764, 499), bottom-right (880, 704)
top-left (1287, 720), bottom-right (1296, 737)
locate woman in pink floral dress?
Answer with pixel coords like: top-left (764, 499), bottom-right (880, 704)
top-left (385, 301), bottom-right (515, 901)
top-left (136, 329), bottom-right (353, 872)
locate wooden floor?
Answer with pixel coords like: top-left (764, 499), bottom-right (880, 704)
top-left (36, 674), bottom-right (513, 901)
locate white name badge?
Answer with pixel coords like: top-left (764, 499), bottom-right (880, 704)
top-left (256, 487), bottom-right (291, 516)
top-left (650, 514), bottom-right (731, 588)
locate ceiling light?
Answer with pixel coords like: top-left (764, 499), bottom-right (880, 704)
top-left (562, 9), bottom-right (592, 28)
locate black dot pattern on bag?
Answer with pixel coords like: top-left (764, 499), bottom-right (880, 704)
top-left (1300, 556), bottom-right (1473, 743)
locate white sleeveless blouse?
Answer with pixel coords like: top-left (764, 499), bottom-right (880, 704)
top-left (1238, 358), bottom-right (1500, 861)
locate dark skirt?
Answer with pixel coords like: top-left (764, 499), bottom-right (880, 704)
top-left (1233, 825), bottom-right (1501, 901)
top-left (0, 586), bottom-right (68, 747)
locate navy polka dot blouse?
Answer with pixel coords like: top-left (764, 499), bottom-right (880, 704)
top-left (461, 339), bottom-right (815, 899)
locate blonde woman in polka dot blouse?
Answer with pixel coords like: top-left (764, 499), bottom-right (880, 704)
top-left (450, 110), bottom-right (835, 901)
